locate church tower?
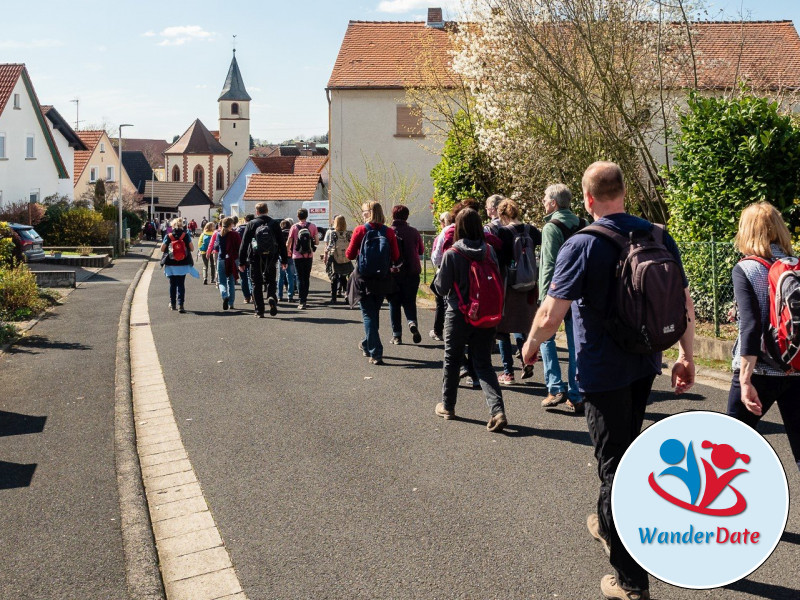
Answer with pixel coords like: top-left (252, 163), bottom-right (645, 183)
top-left (218, 50), bottom-right (251, 179)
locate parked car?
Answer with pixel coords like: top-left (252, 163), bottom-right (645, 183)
top-left (9, 223), bottom-right (45, 262)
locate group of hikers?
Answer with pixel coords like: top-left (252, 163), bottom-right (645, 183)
top-left (157, 160), bottom-right (800, 600)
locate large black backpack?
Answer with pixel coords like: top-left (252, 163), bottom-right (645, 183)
top-left (251, 219), bottom-right (279, 258)
top-left (583, 223), bottom-right (687, 354)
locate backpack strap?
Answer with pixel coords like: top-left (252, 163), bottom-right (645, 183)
top-left (740, 255), bottom-right (773, 270)
top-left (580, 223), bottom-right (628, 249)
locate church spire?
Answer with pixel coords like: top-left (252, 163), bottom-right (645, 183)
top-left (218, 50), bottom-right (251, 102)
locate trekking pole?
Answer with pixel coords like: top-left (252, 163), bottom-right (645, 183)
top-left (711, 236), bottom-right (720, 338)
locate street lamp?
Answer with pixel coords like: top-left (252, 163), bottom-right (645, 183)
top-left (118, 123), bottom-right (133, 252)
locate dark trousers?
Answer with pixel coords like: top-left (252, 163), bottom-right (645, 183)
top-left (295, 257), bottom-right (313, 303)
top-left (584, 374), bottom-right (656, 593)
top-left (250, 256), bottom-right (277, 314)
top-left (388, 273), bottom-right (420, 337)
top-left (241, 265), bottom-right (251, 300)
top-left (330, 275), bottom-right (348, 300)
top-left (442, 310), bottom-right (504, 416)
top-left (728, 370), bottom-right (800, 471)
top-left (168, 275), bottom-right (186, 307)
top-left (433, 287), bottom-right (446, 336)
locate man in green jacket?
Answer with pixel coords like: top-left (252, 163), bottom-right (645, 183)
top-left (538, 184), bottom-right (586, 414)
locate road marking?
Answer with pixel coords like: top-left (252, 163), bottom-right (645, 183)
top-left (130, 260), bottom-right (247, 600)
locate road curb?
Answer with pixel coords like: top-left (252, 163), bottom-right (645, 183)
top-left (115, 249), bottom-right (166, 600)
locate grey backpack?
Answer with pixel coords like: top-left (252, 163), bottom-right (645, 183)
top-left (507, 224), bottom-right (537, 292)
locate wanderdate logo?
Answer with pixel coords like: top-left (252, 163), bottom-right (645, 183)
top-left (612, 412), bottom-right (788, 589)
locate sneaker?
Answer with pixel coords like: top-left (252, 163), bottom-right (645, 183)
top-left (178, 305), bottom-right (185, 314)
top-left (278, 296), bottom-right (284, 302)
top-left (268, 297), bottom-right (278, 316)
top-left (244, 298), bottom-right (252, 304)
top-left (359, 343), bottom-right (369, 357)
top-left (297, 302), bottom-right (306, 309)
top-left (369, 357), bottom-right (384, 365)
top-left (600, 575), bottom-right (649, 600)
top-left (541, 391), bottom-right (567, 407)
top-left (429, 329), bottom-right (443, 342)
top-left (168, 302), bottom-right (176, 310)
top-left (467, 378), bottom-right (481, 390)
top-left (459, 367), bottom-right (470, 380)
top-left (288, 296), bottom-right (295, 303)
top-left (486, 412), bottom-right (507, 432)
top-left (255, 312), bottom-right (265, 318)
top-left (587, 514), bottom-right (611, 557)
top-left (521, 363), bottom-right (534, 380)
top-left (390, 336), bottom-right (402, 345)
top-left (409, 323), bottom-right (422, 344)
top-left (565, 399), bottom-right (585, 415)
top-left (498, 373), bottom-right (516, 386)
top-left (222, 298), bottom-right (229, 311)
top-left (435, 402), bottom-right (455, 420)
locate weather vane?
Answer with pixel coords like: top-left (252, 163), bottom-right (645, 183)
top-left (233, 34), bottom-right (236, 54)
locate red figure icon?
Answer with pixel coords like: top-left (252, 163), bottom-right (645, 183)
top-left (697, 441), bottom-right (749, 513)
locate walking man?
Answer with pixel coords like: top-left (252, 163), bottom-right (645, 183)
top-left (287, 208), bottom-right (318, 309)
top-left (522, 162), bottom-right (695, 600)
top-left (239, 203), bottom-right (288, 318)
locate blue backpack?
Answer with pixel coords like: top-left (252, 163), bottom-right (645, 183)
top-left (358, 223), bottom-right (391, 278)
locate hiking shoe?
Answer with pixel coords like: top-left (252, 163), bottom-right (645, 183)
top-left (369, 357), bottom-right (384, 365)
top-left (178, 305), bottom-right (186, 314)
top-left (203, 279), bottom-right (207, 285)
top-left (459, 367), bottom-right (470, 380)
top-left (541, 391), bottom-right (567, 407)
top-left (587, 514), bottom-right (611, 557)
top-left (297, 302), bottom-right (307, 309)
top-left (409, 323), bottom-right (422, 344)
top-left (288, 296), bottom-right (295, 303)
top-left (565, 399), bottom-right (585, 415)
top-left (222, 298), bottom-right (229, 311)
top-left (255, 312), bottom-right (265, 318)
top-left (268, 298), bottom-right (278, 316)
top-left (487, 412), bottom-right (507, 432)
top-left (390, 336), bottom-right (402, 345)
top-left (600, 575), bottom-right (649, 600)
top-left (429, 329), bottom-right (443, 342)
top-left (498, 373), bottom-right (516, 386)
top-left (521, 363), bottom-right (534, 380)
top-left (168, 302), bottom-right (176, 310)
top-left (359, 343), bottom-right (369, 357)
top-left (435, 402), bottom-right (455, 420)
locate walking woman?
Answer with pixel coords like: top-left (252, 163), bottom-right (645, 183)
top-left (198, 221), bottom-right (215, 285)
top-left (214, 217), bottom-right (242, 311)
top-left (494, 198), bottom-right (541, 385)
top-left (322, 214), bottom-right (353, 304)
top-left (345, 201), bottom-right (400, 365)
top-left (434, 208), bottom-right (507, 432)
top-left (728, 202), bottom-right (800, 471)
top-left (387, 204), bottom-right (425, 344)
top-left (161, 217), bottom-right (198, 313)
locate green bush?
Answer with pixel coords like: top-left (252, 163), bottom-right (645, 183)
top-left (101, 206), bottom-right (144, 240)
top-left (43, 208), bottom-right (114, 246)
top-left (0, 322), bottom-right (18, 345)
top-left (0, 264), bottom-right (45, 321)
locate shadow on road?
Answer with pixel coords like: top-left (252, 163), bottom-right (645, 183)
top-left (0, 411), bottom-right (46, 437)
top-left (0, 461), bottom-right (37, 489)
top-left (8, 335), bottom-right (91, 355)
top-left (724, 578), bottom-right (800, 599)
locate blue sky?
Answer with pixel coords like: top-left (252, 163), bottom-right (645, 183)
top-left (2, 0), bottom-right (798, 143)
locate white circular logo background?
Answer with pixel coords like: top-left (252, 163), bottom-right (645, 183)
top-left (612, 411), bottom-right (789, 589)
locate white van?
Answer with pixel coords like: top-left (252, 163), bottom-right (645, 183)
top-left (302, 200), bottom-right (329, 238)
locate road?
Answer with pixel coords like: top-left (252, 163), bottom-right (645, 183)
top-left (144, 261), bottom-right (800, 600)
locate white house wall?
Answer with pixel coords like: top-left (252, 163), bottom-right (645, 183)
top-left (167, 154), bottom-right (228, 204)
top-left (0, 77), bottom-right (62, 206)
top-left (48, 120), bottom-right (75, 200)
top-left (178, 203), bottom-right (212, 225)
top-left (330, 89), bottom-right (443, 231)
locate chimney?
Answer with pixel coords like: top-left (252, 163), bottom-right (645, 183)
top-left (426, 7), bottom-right (444, 29)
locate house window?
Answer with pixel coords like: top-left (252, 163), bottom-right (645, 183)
top-left (396, 105), bottom-right (423, 137)
top-left (107, 166), bottom-right (115, 181)
top-left (89, 167), bottom-right (99, 183)
top-left (0, 133), bottom-right (5, 159)
top-left (100, 142), bottom-right (105, 153)
top-left (13, 94), bottom-right (20, 109)
top-left (29, 189), bottom-right (39, 203)
top-left (231, 103), bottom-right (239, 115)
top-left (233, 123), bottom-right (236, 128)
top-left (194, 165), bottom-right (204, 189)
top-left (172, 165), bottom-right (180, 182)
top-left (26, 134), bottom-right (35, 158)
top-left (216, 166), bottom-right (224, 190)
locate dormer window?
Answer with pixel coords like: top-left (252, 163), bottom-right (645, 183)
top-left (231, 103), bottom-right (239, 115)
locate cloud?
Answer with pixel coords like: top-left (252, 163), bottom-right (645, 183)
top-left (195, 84), bottom-right (208, 89)
top-left (0, 39), bottom-right (63, 49)
top-left (376, 0), bottom-right (460, 14)
top-left (142, 31), bottom-right (156, 37)
top-left (151, 25), bottom-right (216, 46)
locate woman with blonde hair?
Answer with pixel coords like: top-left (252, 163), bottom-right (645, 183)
top-left (345, 201), bottom-right (400, 364)
top-left (322, 214), bottom-right (353, 303)
top-left (160, 217), bottom-right (198, 313)
top-left (729, 201), bottom-right (800, 471)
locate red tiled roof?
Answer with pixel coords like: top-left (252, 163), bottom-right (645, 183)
top-left (243, 173), bottom-right (322, 201)
top-left (294, 155), bottom-right (328, 174)
top-left (329, 20), bottom-right (800, 91)
top-left (0, 64), bottom-right (24, 115)
top-left (252, 156), bottom-right (296, 174)
top-left (73, 130), bottom-right (106, 185)
top-left (210, 130), bottom-right (220, 141)
top-left (328, 21), bottom-right (456, 89)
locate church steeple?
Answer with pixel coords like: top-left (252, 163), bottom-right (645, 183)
top-left (218, 50), bottom-right (251, 102)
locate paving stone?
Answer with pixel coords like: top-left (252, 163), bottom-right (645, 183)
top-left (153, 510), bottom-right (216, 541)
top-left (146, 469), bottom-right (197, 492)
top-left (147, 481), bottom-right (203, 506)
top-left (166, 568), bottom-right (242, 600)
top-left (149, 495), bottom-right (208, 523)
top-left (142, 458), bottom-right (192, 480)
top-left (161, 546), bottom-right (233, 583)
top-left (138, 438), bottom-right (183, 455)
top-left (139, 448), bottom-right (188, 468)
top-left (156, 526), bottom-right (222, 558)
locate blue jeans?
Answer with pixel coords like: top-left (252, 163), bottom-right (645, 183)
top-left (240, 265), bottom-right (251, 300)
top-left (278, 258), bottom-right (296, 299)
top-left (359, 294), bottom-right (384, 360)
top-left (497, 332), bottom-right (524, 375)
top-left (217, 261), bottom-right (236, 307)
top-left (168, 275), bottom-right (185, 307)
top-left (540, 315), bottom-right (580, 401)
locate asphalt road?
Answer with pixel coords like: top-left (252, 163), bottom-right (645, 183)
top-left (0, 245), bottom-right (151, 600)
top-left (147, 269), bottom-right (800, 600)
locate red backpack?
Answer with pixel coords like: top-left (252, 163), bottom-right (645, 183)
top-left (742, 256), bottom-right (800, 372)
top-left (452, 248), bottom-right (505, 328)
top-left (168, 232), bottom-right (187, 263)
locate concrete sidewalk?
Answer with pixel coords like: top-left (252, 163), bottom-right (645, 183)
top-left (0, 243), bottom-right (153, 599)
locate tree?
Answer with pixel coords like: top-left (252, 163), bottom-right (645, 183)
top-left (249, 134), bottom-right (255, 150)
top-left (94, 178), bottom-right (107, 211)
top-left (334, 154), bottom-right (420, 225)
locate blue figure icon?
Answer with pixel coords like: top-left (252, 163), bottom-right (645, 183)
top-left (659, 439), bottom-right (701, 505)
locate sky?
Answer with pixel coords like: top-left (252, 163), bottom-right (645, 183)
top-left (2, 0), bottom-right (799, 144)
